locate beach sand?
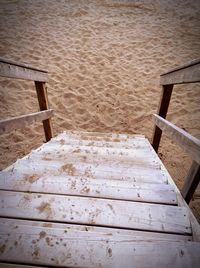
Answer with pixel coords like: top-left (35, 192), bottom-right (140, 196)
top-left (0, 0), bottom-right (200, 220)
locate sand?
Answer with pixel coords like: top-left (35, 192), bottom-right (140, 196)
top-left (0, 0), bottom-right (200, 220)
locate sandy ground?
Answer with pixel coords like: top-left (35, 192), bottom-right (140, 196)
top-left (0, 0), bottom-right (200, 220)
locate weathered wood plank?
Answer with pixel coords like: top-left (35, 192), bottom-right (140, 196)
top-left (152, 84), bottom-right (173, 152)
top-left (54, 130), bottom-right (145, 143)
top-left (65, 129), bottom-right (145, 141)
top-left (51, 131), bottom-right (147, 149)
top-left (35, 81), bottom-right (53, 141)
top-left (160, 59), bottom-right (200, 85)
top-left (152, 114), bottom-right (200, 165)
top-left (0, 171), bottom-right (177, 204)
top-left (0, 59), bottom-right (48, 82)
top-left (0, 264), bottom-right (44, 268)
top-left (32, 147), bottom-right (160, 169)
top-left (0, 110), bottom-right (53, 135)
top-left (2, 132), bottom-right (166, 184)
top-left (0, 219), bottom-right (198, 268)
top-left (146, 137), bottom-right (200, 241)
top-left (182, 161), bottom-right (200, 204)
top-left (1, 218), bottom-right (191, 241)
top-left (0, 191), bottom-right (191, 234)
top-left (6, 156), bottom-right (167, 184)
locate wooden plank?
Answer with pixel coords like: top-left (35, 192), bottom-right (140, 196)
top-left (152, 114), bottom-right (200, 165)
top-left (146, 138), bottom-right (200, 241)
top-left (1, 218), bottom-right (191, 241)
top-left (32, 146), bottom-right (160, 169)
top-left (0, 59), bottom-right (48, 82)
top-left (35, 82), bottom-right (53, 141)
top-left (51, 131), bottom-right (147, 149)
top-left (0, 110), bottom-right (53, 135)
top-left (152, 84), bottom-right (173, 152)
top-left (54, 130), bottom-right (146, 144)
top-left (0, 190), bottom-right (191, 234)
top-left (0, 171), bottom-right (177, 204)
top-left (0, 219), bottom-right (198, 267)
top-left (1, 133), bottom-right (168, 184)
top-left (182, 161), bottom-right (200, 204)
top-left (160, 59), bottom-right (200, 85)
top-left (0, 264), bottom-right (44, 268)
top-left (6, 156), bottom-right (168, 184)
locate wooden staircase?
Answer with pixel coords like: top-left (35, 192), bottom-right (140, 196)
top-left (0, 58), bottom-right (200, 267)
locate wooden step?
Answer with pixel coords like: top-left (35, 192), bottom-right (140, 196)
top-left (0, 191), bottom-right (190, 234)
top-left (51, 131), bottom-right (147, 148)
top-left (0, 218), bottom-right (198, 268)
top-left (1, 218), bottom-right (192, 241)
top-left (0, 172), bottom-right (177, 205)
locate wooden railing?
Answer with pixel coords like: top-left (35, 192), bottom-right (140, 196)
top-left (0, 58), bottom-right (53, 142)
top-left (152, 59), bottom-right (200, 203)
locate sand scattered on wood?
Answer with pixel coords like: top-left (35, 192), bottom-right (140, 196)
top-left (0, 0), bottom-right (200, 220)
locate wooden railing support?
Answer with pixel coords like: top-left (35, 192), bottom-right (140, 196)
top-left (152, 114), bottom-right (200, 165)
top-left (0, 58), bottom-right (48, 82)
top-left (152, 84), bottom-right (173, 152)
top-left (35, 81), bottom-right (53, 142)
top-left (152, 58), bottom-right (200, 203)
top-left (0, 110), bottom-right (53, 135)
top-left (181, 161), bottom-right (200, 204)
top-left (153, 114), bottom-right (200, 203)
top-left (0, 58), bottom-right (53, 142)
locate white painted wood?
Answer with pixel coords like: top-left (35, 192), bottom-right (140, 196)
top-left (0, 219), bottom-right (198, 267)
top-left (0, 191), bottom-right (191, 234)
top-left (31, 144), bottom-right (158, 167)
top-left (64, 129), bottom-right (145, 140)
top-left (145, 138), bottom-right (200, 241)
top-left (0, 58), bottom-right (48, 82)
top-left (50, 131), bottom-right (147, 149)
top-left (2, 159), bottom-right (167, 184)
top-left (3, 134), bottom-right (167, 184)
top-left (0, 171), bottom-right (177, 204)
top-left (0, 110), bottom-right (53, 135)
top-left (34, 143), bottom-right (156, 167)
top-left (1, 218), bottom-right (192, 241)
top-left (152, 114), bottom-right (200, 165)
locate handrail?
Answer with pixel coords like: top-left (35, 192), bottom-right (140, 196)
top-left (152, 58), bottom-right (200, 204)
top-left (152, 114), bottom-right (200, 165)
top-left (0, 58), bottom-right (48, 82)
top-left (0, 109), bottom-right (53, 135)
top-left (160, 58), bottom-right (200, 85)
top-left (0, 58), bottom-right (53, 141)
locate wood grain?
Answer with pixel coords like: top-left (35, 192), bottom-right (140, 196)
top-left (0, 58), bottom-right (48, 82)
top-left (152, 114), bottom-right (200, 165)
top-left (0, 110), bottom-right (53, 135)
top-left (160, 59), bottom-right (200, 85)
top-left (0, 190), bottom-right (191, 234)
top-left (35, 81), bottom-right (53, 141)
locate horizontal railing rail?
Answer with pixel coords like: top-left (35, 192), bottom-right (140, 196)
top-left (152, 58), bottom-right (200, 204)
top-left (160, 58), bottom-right (200, 85)
top-left (0, 58), bottom-right (48, 82)
top-left (0, 109), bottom-right (54, 135)
top-left (152, 114), bottom-right (200, 165)
top-left (0, 58), bottom-right (53, 142)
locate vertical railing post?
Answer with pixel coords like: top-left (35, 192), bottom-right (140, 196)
top-left (181, 161), bottom-right (200, 204)
top-left (35, 81), bottom-right (53, 142)
top-left (152, 84), bottom-right (173, 152)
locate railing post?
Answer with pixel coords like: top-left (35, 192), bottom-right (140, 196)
top-left (181, 161), bottom-right (200, 204)
top-left (35, 81), bottom-right (53, 142)
top-left (152, 84), bottom-right (173, 152)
